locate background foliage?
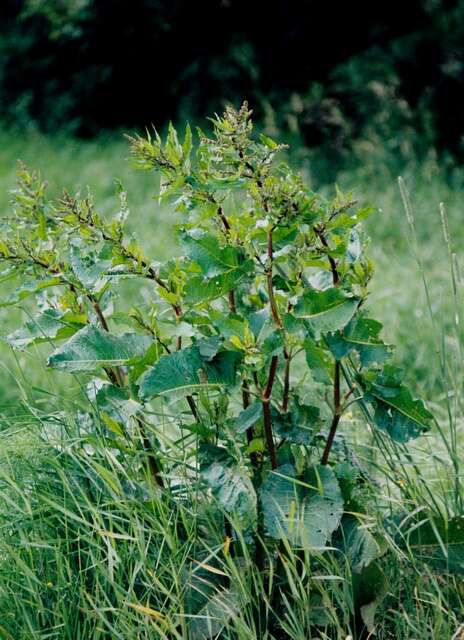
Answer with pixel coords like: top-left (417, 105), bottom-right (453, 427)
top-left (2, 0), bottom-right (464, 167)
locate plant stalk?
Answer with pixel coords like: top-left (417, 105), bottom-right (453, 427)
top-left (321, 360), bottom-right (341, 465)
top-left (262, 355), bottom-right (279, 469)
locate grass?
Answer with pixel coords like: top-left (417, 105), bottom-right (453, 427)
top-left (1, 127), bottom-right (464, 638)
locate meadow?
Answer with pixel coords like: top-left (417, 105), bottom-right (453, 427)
top-left (1, 122), bottom-right (464, 639)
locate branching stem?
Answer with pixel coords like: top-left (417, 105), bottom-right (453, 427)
top-left (91, 297), bottom-right (164, 488)
top-left (314, 225), bottom-right (339, 286)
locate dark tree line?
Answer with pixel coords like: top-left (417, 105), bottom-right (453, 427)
top-left (1, 0), bottom-right (464, 159)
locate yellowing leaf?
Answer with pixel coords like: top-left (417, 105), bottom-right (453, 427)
top-left (127, 603), bottom-right (165, 620)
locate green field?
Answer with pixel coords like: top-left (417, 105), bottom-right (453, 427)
top-left (1, 127), bottom-right (464, 638)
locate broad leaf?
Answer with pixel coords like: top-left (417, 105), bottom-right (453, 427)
top-left (47, 325), bottom-right (152, 372)
top-left (182, 230), bottom-right (244, 276)
top-left (362, 365), bottom-right (433, 442)
top-left (199, 444), bottom-right (257, 529)
top-left (260, 463), bottom-right (343, 548)
top-left (0, 277), bottom-right (62, 307)
top-left (6, 308), bottom-right (85, 348)
top-left (304, 337), bottom-right (333, 383)
top-left (272, 401), bottom-right (321, 445)
top-left (340, 516), bottom-right (383, 573)
top-left (188, 588), bottom-right (239, 640)
top-left (326, 316), bottom-right (392, 366)
top-left (294, 287), bottom-right (359, 337)
top-left (233, 402), bottom-right (262, 434)
top-left (352, 560), bottom-right (387, 633)
top-left (182, 230), bottom-right (254, 304)
top-left (185, 261), bottom-right (253, 304)
top-left (70, 242), bottom-right (112, 291)
top-left (88, 380), bottom-right (141, 423)
top-left (139, 346), bottom-right (240, 400)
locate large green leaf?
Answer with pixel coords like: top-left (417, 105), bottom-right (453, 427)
top-left (326, 316), bottom-right (392, 366)
top-left (233, 402), bottom-right (262, 434)
top-left (199, 444), bottom-right (257, 529)
top-left (0, 276), bottom-right (62, 307)
top-left (182, 231), bottom-right (244, 276)
top-left (70, 242), bottom-right (112, 291)
top-left (139, 345), bottom-right (240, 400)
top-left (88, 381), bottom-right (141, 423)
top-left (362, 366), bottom-right (433, 442)
top-left (401, 514), bottom-right (464, 574)
top-left (5, 308), bottom-right (85, 348)
top-left (188, 588), bottom-right (239, 640)
top-left (182, 230), bottom-right (253, 303)
top-left (47, 325), bottom-right (152, 372)
top-left (272, 401), bottom-right (321, 445)
top-left (304, 337), bottom-right (333, 383)
top-left (184, 261), bottom-right (253, 304)
top-left (294, 287), bottom-right (359, 337)
top-left (260, 463), bottom-right (343, 548)
top-left (340, 515), bottom-right (383, 573)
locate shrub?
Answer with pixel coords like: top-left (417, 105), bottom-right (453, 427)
top-left (0, 104), bottom-right (438, 637)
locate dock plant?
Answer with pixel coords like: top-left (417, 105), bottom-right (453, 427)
top-left (0, 103), bottom-right (436, 637)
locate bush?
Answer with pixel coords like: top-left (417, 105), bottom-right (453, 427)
top-left (1, 104), bottom-right (461, 639)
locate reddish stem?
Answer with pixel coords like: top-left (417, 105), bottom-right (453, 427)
top-left (262, 355), bottom-right (279, 469)
top-left (321, 360), bottom-right (341, 465)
